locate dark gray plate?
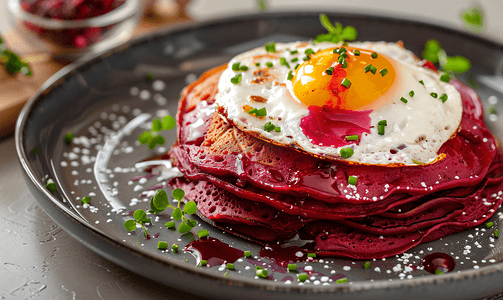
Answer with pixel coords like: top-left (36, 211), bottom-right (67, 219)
top-left (16, 12), bottom-right (503, 300)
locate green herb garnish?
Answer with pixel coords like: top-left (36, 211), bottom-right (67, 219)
top-left (430, 93), bottom-right (438, 99)
top-left (266, 62), bottom-right (273, 68)
top-left (354, 50), bottom-right (360, 56)
top-left (371, 52), bottom-right (378, 59)
top-left (364, 261), bottom-right (371, 269)
top-left (461, 6), bottom-right (484, 33)
top-left (0, 35), bottom-right (32, 76)
top-left (495, 229), bottom-right (499, 238)
top-left (231, 74), bottom-right (242, 84)
top-left (264, 122), bottom-right (276, 132)
top-left (400, 97), bottom-right (408, 103)
top-left (340, 148), bottom-right (354, 158)
top-left (440, 73), bottom-right (451, 83)
top-left (46, 179), bottom-right (56, 194)
top-left (378, 124), bottom-right (385, 135)
top-left (409, 90), bottom-right (415, 97)
top-left (64, 132), bottom-right (74, 145)
top-left (379, 68), bottom-right (388, 76)
top-left (138, 115), bottom-right (175, 150)
top-left (364, 64), bottom-right (377, 74)
top-left (346, 135), bottom-right (359, 141)
top-left (486, 221), bottom-right (494, 228)
top-left (326, 67), bottom-right (334, 75)
top-left (307, 252), bottom-right (316, 258)
top-left (287, 71), bottom-right (293, 81)
top-left (280, 57), bottom-right (290, 68)
top-left (298, 273), bottom-right (308, 282)
top-left (172, 244), bottom-right (179, 253)
top-left (200, 260), bottom-right (208, 266)
top-left (435, 269), bottom-right (444, 275)
top-left (256, 269), bottom-right (268, 278)
top-left (158, 241), bottom-right (168, 250)
top-left (412, 158), bottom-right (424, 165)
top-left (440, 93), bottom-right (448, 103)
top-left (287, 264), bottom-right (297, 272)
top-left (124, 209), bottom-right (149, 237)
top-left (198, 229), bottom-right (209, 239)
top-left (315, 14), bottom-right (357, 43)
top-left (341, 78), bottom-right (351, 88)
top-left (336, 277), bottom-right (349, 283)
top-left (81, 196), bottom-right (91, 205)
top-left (264, 42), bottom-right (276, 53)
top-left (348, 176), bottom-right (357, 185)
top-left (422, 39), bottom-right (471, 74)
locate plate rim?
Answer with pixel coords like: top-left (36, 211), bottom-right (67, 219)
top-left (15, 11), bottom-right (503, 298)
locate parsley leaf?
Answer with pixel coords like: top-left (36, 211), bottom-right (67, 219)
top-left (315, 14), bottom-right (357, 44)
top-left (461, 6), bottom-right (484, 33)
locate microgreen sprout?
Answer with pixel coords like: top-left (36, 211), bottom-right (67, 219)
top-left (148, 188), bottom-right (198, 234)
top-left (0, 35), bottom-right (32, 76)
top-left (315, 14), bottom-right (357, 43)
top-left (422, 39), bottom-right (471, 75)
top-left (124, 209), bottom-right (149, 237)
top-left (198, 229), bottom-right (209, 239)
top-left (138, 115), bottom-right (176, 150)
top-left (461, 6), bottom-right (484, 33)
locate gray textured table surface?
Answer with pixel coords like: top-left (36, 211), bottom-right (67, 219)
top-left (0, 135), bottom-right (207, 299)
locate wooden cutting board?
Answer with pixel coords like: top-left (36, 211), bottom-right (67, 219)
top-left (0, 11), bottom-right (189, 138)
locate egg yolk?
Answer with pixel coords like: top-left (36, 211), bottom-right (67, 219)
top-left (292, 47), bottom-right (396, 111)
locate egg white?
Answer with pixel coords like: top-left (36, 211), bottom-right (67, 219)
top-left (215, 41), bottom-right (462, 166)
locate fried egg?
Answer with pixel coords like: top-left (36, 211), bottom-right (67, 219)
top-left (215, 41), bottom-right (462, 166)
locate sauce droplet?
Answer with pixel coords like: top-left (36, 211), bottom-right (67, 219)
top-left (185, 237), bottom-right (244, 267)
top-left (422, 252), bottom-right (456, 274)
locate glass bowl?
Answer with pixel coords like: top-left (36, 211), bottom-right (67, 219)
top-left (7, 0), bottom-right (143, 61)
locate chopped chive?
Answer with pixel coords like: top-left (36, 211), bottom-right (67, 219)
top-left (307, 253), bottom-right (316, 258)
top-left (46, 181), bottom-right (56, 194)
top-left (287, 71), bottom-right (293, 81)
top-left (333, 48), bottom-right (339, 54)
top-left (495, 229), bottom-right (499, 238)
top-left (354, 50), bottom-right (361, 56)
top-left (275, 126), bottom-right (281, 132)
top-left (64, 132), bottom-right (74, 144)
top-left (248, 108), bottom-right (258, 115)
top-left (290, 50), bottom-right (298, 55)
top-left (172, 244), bottom-right (178, 253)
top-left (264, 42), bottom-right (276, 53)
top-left (340, 147), bottom-right (354, 158)
top-left (326, 67), bottom-right (334, 75)
top-left (230, 74), bottom-right (242, 84)
top-left (346, 135), bottom-right (359, 141)
top-left (419, 80), bottom-right (425, 85)
top-left (291, 57), bottom-right (299, 63)
top-left (227, 263), bottom-right (235, 270)
top-left (255, 266), bottom-right (263, 271)
top-left (256, 269), bottom-right (268, 278)
top-left (264, 122), bottom-right (276, 132)
top-left (232, 62), bottom-right (240, 71)
top-left (339, 47), bottom-right (347, 53)
top-left (435, 269), bottom-right (444, 275)
top-left (224, 272), bottom-right (229, 277)
top-left (157, 241), bottom-right (168, 250)
top-left (340, 58), bottom-right (347, 68)
top-left (298, 273), bottom-right (308, 282)
top-left (379, 68), bottom-right (388, 76)
top-left (240, 65), bottom-right (249, 71)
top-left (336, 278), bottom-right (349, 283)
top-left (409, 90), bottom-right (415, 97)
top-left (364, 64), bottom-right (377, 74)
top-left (430, 92), bottom-right (438, 98)
top-left (244, 251), bottom-right (251, 258)
top-left (400, 97), bottom-right (408, 103)
top-left (200, 260), bottom-right (208, 266)
top-left (378, 120), bottom-right (387, 126)
top-left (294, 64), bottom-right (300, 69)
top-left (266, 62), bottom-right (273, 68)
top-left (371, 52), bottom-right (378, 59)
top-left (440, 73), bottom-right (450, 82)
top-left (287, 264), bottom-right (297, 272)
top-left (165, 221), bottom-right (175, 229)
top-left (302, 56), bottom-right (310, 61)
top-left (378, 124), bottom-right (385, 135)
top-left (440, 93), bottom-right (448, 103)
top-left (338, 52), bottom-right (348, 59)
top-left (255, 107), bottom-right (267, 117)
top-left (255, 62), bottom-right (260, 67)
top-left (81, 197), bottom-right (91, 205)
top-left (341, 78), bottom-right (351, 88)
top-left (486, 221), bottom-right (495, 228)
top-left (348, 175), bottom-right (357, 185)
top-left (146, 73), bottom-right (153, 81)
top-left (411, 158), bottom-right (424, 165)
top-left (364, 261), bottom-right (371, 269)
top-left (280, 57), bottom-right (290, 68)
top-left (489, 105), bottom-right (496, 114)
top-left (305, 48), bottom-right (315, 55)
top-left (198, 229), bottom-right (209, 238)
